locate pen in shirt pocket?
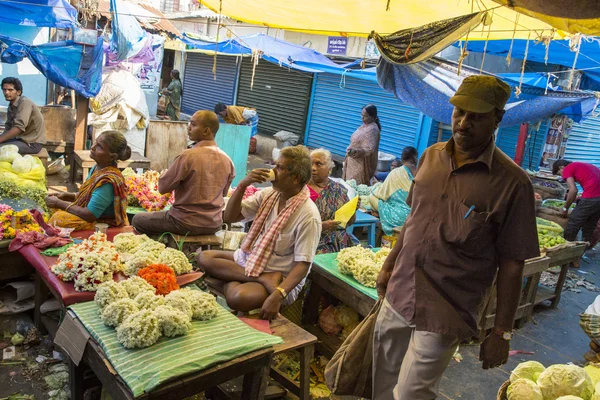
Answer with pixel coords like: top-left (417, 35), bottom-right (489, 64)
top-left (464, 205), bottom-right (476, 219)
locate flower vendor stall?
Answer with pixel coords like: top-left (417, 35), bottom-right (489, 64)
top-left (122, 168), bottom-right (174, 215)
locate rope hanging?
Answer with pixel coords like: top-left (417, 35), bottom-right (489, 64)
top-left (568, 34), bottom-right (582, 90)
top-left (506, 14), bottom-right (519, 67)
top-left (479, 10), bottom-right (494, 74)
top-left (212, 0), bottom-right (223, 81)
top-left (250, 48), bottom-right (263, 90)
top-left (515, 31), bottom-right (531, 98)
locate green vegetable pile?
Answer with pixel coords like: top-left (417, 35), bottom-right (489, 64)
top-left (506, 361), bottom-right (600, 400)
top-left (0, 179), bottom-right (47, 210)
top-left (537, 217), bottom-right (567, 249)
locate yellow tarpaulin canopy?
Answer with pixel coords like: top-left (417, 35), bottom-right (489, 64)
top-left (199, 0), bottom-right (561, 39)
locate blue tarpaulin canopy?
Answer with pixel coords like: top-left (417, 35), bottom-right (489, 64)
top-left (0, 34), bottom-right (104, 98)
top-left (0, 0), bottom-right (78, 28)
top-left (182, 33), bottom-right (340, 73)
top-left (377, 56), bottom-right (599, 127)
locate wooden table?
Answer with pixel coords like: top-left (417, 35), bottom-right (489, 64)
top-left (535, 243), bottom-right (587, 308)
top-left (0, 238), bottom-right (34, 282)
top-left (70, 150), bottom-right (151, 183)
top-left (303, 260), bottom-right (377, 357)
top-left (72, 329), bottom-right (273, 400)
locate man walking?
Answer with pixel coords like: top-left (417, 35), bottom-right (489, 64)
top-left (374, 76), bottom-right (540, 399)
top-left (1, 77), bottom-right (46, 154)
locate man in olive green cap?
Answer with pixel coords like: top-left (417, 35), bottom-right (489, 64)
top-left (373, 75), bottom-right (540, 399)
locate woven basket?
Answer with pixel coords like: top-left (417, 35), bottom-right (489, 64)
top-left (497, 380), bottom-right (510, 400)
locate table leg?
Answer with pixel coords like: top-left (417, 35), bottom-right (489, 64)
top-left (551, 262), bottom-right (570, 309)
top-left (69, 359), bottom-right (85, 400)
top-left (302, 279), bottom-right (324, 325)
top-left (34, 274), bottom-right (49, 334)
top-left (82, 167), bottom-right (89, 183)
top-left (241, 362), bottom-right (270, 400)
top-left (299, 344), bottom-right (314, 400)
top-left (369, 224), bottom-right (376, 247)
top-left (69, 157), bottom-right (76, 183)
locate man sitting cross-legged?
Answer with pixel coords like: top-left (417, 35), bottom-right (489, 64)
top-left (197, 146), bottom-right (322, 320)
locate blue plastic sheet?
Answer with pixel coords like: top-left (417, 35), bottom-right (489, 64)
top-left (110, 0), bottom-right (147, 61)
top-left (0, 34), bottom-right (103, 98)
top-left (182, 33), bottom-right (339, 72)
top-left (0, 0), bottom-right (77, 28)
top-left (377, 56), bottom-right (599, 126)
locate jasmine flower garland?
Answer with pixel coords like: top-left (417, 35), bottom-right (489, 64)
top-left (101, 298), bottom-right (139, 327)
top-left (94, 281), bottom-right (128, 310)
top-left (158, 248), bottom-right (192, 275)
top-left (155, 305), bottom-right (192, 337)
top-left (164, 290), bottom-right (193, 319)
top-left (116, 309), bottom-right (162, 349)
top-left (179, 288), bottom-right (219, 320)
top-left (119, 276), bottom-right (155, 299)
top-left (135, 291), bottom-right (165, 310)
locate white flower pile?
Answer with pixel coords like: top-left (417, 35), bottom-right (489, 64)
top-left (155, 305), bottom-right (192, 337)
top-left (113, 232), bottom-right (191, 276)
top-left (95, 278), bottom-right (219, 348)
top-left (101, 299), bottom-right (139, 327)
top-left (119, 276), bottom-right (155, 299)
top-left (51, 233), bottom-right (122, 292)
top-left (116, 309), bottom-right (162, 349)
top-left (94, 280), bottom-right (128, 310)
top-left (336, 246), bottom-right (390, 288)
top-left (179, 288), bottom-right (219, 320)
top-left (135, 291), bottom-right (165, 310)
top-left (158, 248), bottom-right (193, 275)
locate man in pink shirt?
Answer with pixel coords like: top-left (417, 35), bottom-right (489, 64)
top-left (132, 111), bottom-right (235, 235)
top-left (552, 159), bottom-right (600, 242)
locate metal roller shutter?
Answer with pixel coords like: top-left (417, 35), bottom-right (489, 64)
top-left (307, 73), bottom-right (422, 158)
top-left (181, 53), bottom-right (239, 115)
top-left (236, 58), bottom-right (313, 137)
top-left (565, 116), bottom-right (600, 167)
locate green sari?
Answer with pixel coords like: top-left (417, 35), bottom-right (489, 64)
top-left (164, 79), bottom-right (182, 121)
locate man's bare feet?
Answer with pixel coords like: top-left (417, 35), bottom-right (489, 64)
top-left (257, 272), bottom-right (283, 294)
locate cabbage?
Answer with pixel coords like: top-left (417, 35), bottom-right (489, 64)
top-left (12, 156), bottom-right (32, 173)
top-left (507, 378), bottom-right (543, 400)
top-left (510, 361), bottom-right (546, 383)
top-left (334, 305), bottom-right (359, 328)
top-left (537, 364), bottom-right (594, 400)
top-left (556, 396), bottom-right (584, 400)
top-left (0, 145), bottom-right (20, 162)
top-left (586, 364), bottom-right (600, 386)
top-left (593, 382), bottom-right (600, 400)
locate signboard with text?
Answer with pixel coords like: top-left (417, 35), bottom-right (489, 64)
top-left (327, 36), bottom-right (348, 55)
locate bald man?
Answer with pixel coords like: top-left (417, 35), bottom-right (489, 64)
top-left (132, 111), bottom-right (235, 235)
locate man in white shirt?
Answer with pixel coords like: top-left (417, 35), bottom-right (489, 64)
top-left (198, 146), bottom-right (322, 320)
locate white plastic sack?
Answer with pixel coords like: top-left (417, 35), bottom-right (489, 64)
top-left (242, 109), bottom-right (257, 119)
top-left (274, 130), bottom-right (300, 146)
top-left (585, 295), bottom-right (600, 316)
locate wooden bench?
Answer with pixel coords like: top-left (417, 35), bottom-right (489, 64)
top-left (70, 150), bottom-right (151, 183)
top-left (34, 148), bottom-right (49, 169)
top-left (166, 233), bottom-right (222, 254)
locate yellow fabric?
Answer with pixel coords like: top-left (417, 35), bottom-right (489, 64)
top-left (0, 157), bottom-right (46, 191)
top-left (223, 106), bottom-right (247, 125)
top-left (334, 196), bottom-right (359, 228)
top-left (48, 210), bottom-right (97, 231)
top-left (200, 0), bottom-right (560, 39)
top-left (372, 167), bottom-right (413, 202)
top-left (492, 0), bottom-right (600, 35)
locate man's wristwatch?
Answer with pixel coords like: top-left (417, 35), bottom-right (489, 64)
top-left (275, 287), bottom-right (288, 299)
top-left (493, 328), bottom-right (513, 341)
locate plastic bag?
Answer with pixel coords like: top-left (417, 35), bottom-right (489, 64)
top-left (12, 156), bottom-right (32, 173)
top-left (242, 108), bottom-right (257, 119)
top-left (0, 156), bottom-right (46, 191)
top-left (0, 145), bottom-right (20, 162)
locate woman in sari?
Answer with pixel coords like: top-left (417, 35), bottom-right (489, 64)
top-left (369, 146), bottom-right (418, 236)
top-left (343, 104), bottom-right (381, 185)
top-left (308, 149), bottom-right (358, 254)
top-left (162, 70), bottom-right (182, 121)
top-left (45, 131), bottom-right (130, 231)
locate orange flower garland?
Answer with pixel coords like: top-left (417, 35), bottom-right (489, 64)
top-left (138, 264), bottom-right (179, 295)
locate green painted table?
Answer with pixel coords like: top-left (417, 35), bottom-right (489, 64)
top-left (303, 252), bottom-right (379, 357)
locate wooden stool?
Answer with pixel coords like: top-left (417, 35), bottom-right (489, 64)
top-left (346, 210), bottom-right (379, 247)
top-left (166, 233), bottom-right (222, 254)
top-left (70, 150), bottom-right (151, 183)
top-left (34, 148), bottom-right (49, 169)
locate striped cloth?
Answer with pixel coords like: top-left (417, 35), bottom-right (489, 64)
top-left (241, 186), bottom-right (310, 277)
top-left (69, 300), bottom-right (282, 396)
top-left (580, 313), bottom-right (600, 346)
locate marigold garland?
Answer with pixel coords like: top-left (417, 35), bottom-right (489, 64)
top-left (0, 205), bottom-right (44, 240)
top-left (138, 264), bottom-right (179, 295)
top-left (123, 169), bottom-right (174, 212)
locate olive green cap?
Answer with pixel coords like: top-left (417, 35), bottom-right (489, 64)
top-left (449, 75), bottom-right (511, 113)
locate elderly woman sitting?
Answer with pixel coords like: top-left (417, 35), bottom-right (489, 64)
top-left (308, 149), bottom-right (359, 254)
top-left (369, 146), bottom-right (418, 236)
top-left (45, 131), bottom-right (130, 231)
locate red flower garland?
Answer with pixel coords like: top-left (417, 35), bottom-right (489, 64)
top-left (138, 264), bottom-right (179, 295)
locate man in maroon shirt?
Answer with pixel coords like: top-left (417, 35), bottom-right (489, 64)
top-left (552, 160), bottom-right (600, 242)
top-left (374, 76), bottom-right (539, 399)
